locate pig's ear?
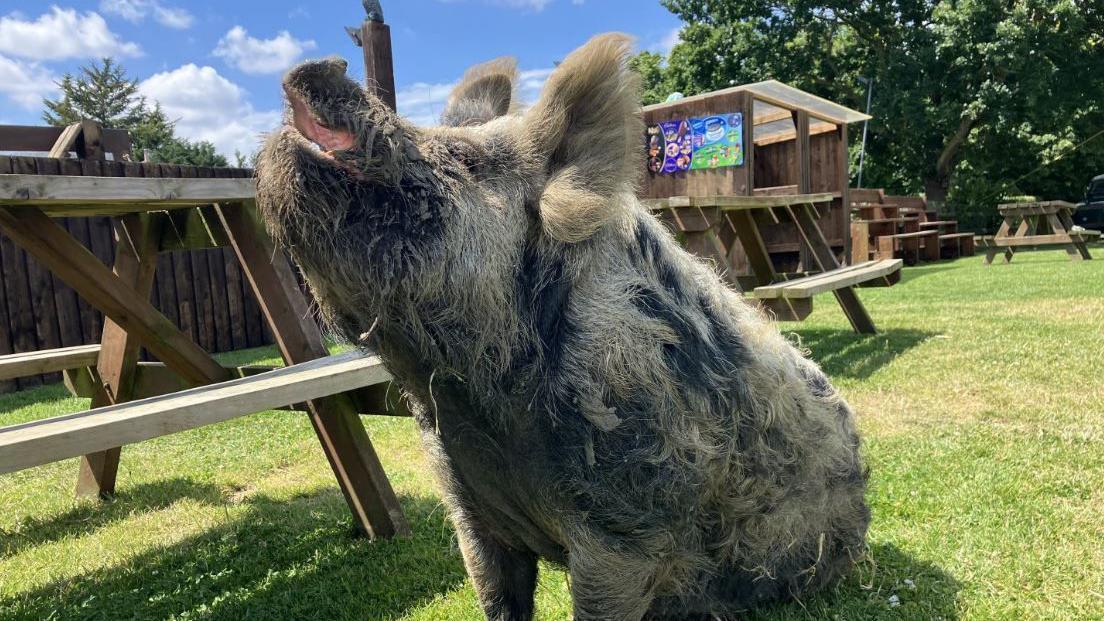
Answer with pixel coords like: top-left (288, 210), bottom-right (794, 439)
top-left (525, 33), bottom-right (642, 243)
top-left (440, 57), bottom-right (518, 127)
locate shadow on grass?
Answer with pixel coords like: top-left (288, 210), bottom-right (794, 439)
top-left (749, 542), bottom-right (961, 620)
top-left (0, 478), bottom-right (225, 560)
top-left (1, 491), bottom-right (467, 621)
top-left (790, 329), bottom-right (937, 380)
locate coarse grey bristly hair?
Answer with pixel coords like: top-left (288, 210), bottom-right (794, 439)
top-left (255, 33), bottom-right (869, 621)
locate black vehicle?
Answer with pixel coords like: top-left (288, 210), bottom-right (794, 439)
top-left (1073, 174), bottom-right (1104, 230)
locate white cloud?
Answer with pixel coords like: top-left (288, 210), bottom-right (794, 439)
top-left (652, 27), bottom-right (681, 56)
top-left (99, 0), bottom-right (194, 29)
top-left (139, 64), bottom-right (280, 157)
top-left (213, 27), bottom-right (317, 75)
top-left (0, 7), bottom-right (141, 60)
top-left (0, 54), bottom-right (58, 109)
top-left (397, 66), bottom-right (553, 127)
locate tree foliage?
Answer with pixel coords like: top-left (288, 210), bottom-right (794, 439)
top-left (640, 0), bottom-right (1104, 230)
top-left (43, 58), bottom-right (228, 168)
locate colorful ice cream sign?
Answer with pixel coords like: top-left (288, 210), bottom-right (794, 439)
top-left (646, 112), bottom-right (744, 174)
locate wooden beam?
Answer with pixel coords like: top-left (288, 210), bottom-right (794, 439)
top-left (64, 361), bottom-right (412, 416)
top-left (47, 123), bottom-right (84, 159)
top-left (0, 351), bottom-right (391, 475)
top-left (739, 91), bottom-right (755, 195)
top-left (0, 124), bottom-right (131, 157)
top-left (79, 120), bottom-right (106, 160)
top-left (215, 201), bottom-right (410, 539)
top-left (0, 344), bottom-right (101, 381)
top-left (793, 110), bottom-right (812, 194)
top-left (0, 206), bottom-right (232, 385)
top-left (76, 213), bottom-right (163, 498)
top-left (0, 175), bottom-right (254, 208)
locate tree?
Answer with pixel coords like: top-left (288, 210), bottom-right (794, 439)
top-left (43, 58), bottom-right (227, 168)
top-left (639, 0), bottom-right (1104, 229)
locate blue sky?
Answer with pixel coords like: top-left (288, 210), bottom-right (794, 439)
top-left (0, 1), bottom-right (682, 157)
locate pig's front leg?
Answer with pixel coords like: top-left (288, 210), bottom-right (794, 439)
top-left (455, 517), bottom-right (538, 621)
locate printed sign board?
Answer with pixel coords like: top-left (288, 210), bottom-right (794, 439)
top-left (646, 112), bottom-right (743, 175)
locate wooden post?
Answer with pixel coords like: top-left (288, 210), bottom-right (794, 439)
top-left (737, 91), bottom-right (755, 196)
top-left (837, 123), bottom-right (852, 265)
top-left (359, 20), bottom-right (397, 111)
top-left (793, 110), bottom-right (815, 271)
top-left (76, 214), bottom-right (162, 497)
top-left (215, 201), bottom-right (410, 539)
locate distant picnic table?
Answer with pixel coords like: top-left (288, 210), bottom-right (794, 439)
top-left (646, 193), bottom-right (901, 334)
top-left (977, 201), bottom-right (1100, 265)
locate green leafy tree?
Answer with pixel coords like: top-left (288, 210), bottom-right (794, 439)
top-left (639, 0), bottom-right (1104, 230)
top-left (43, 58), bottom-right (227, 168)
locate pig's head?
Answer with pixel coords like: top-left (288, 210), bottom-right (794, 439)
top-left (256, 34), bottom-right (642, 369)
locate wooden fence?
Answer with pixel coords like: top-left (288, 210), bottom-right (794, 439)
top-left (0, 219), bottom-right (273, 392)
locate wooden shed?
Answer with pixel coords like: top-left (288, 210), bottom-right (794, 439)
top-left (639, 80), bottom-right (870, 275)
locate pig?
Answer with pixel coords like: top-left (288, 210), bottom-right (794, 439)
top-left (255, 33), bottom-right (869, 621)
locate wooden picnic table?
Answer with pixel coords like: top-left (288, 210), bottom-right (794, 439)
top-left (646, 193), bottom-right (901, 334)
top-left (978, 201), bottom-right (1099, 265)
top-left (0, 155), bottom-right (408, 540)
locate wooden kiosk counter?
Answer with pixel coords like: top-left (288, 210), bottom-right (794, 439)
top-left (640, 80), bottom-right (902, 334)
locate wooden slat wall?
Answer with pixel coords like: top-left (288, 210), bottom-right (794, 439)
top-left (0, 156), bottom-right (273, 392)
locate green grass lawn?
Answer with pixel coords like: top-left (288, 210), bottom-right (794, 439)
top-left (2, 248), bottom-right (1103, 620)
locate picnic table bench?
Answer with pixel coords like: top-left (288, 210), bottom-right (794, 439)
top-left (980, 201), bottom-right (1098, 265)
top-left (646, 193), bottom-right (902, 334)
top-left (0, 121), bottom-right (409, 540)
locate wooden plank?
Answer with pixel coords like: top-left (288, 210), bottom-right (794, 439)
top-left (223, 249), bottom-right (249, 350)
top-left (0, 206), bottom-right (231, 386)
top-left (76, 214), bottom-right (164, 497)
top-left (78, 120), bottom-right (106, 160)
top-left (47, 123), bottom-right (84, 159)
top-left (208, 248), bottom-right (234, 352)
top-left (990, 233), bottom-right (1080, 247)
top-left (754, 260), bottom-right (902, 299)
top-left (1, 161), bottom-right (42, 389)
top-left (0, 175), bottom-right (254, 209)
top-left (0, 344), bottom-right (100, 381)
top-left (216, 201), bottom-right (410, 539)
top-left (190, 250), bottom-right (216, 351)
top-left (0, 351), bottom-right (392, 475)
top-left (65, 361), bottom-right (411, 418)
top-left (28, 161), bottom-right (64, 383)
top-left (726, 210), bottom-right (776, 287)
top-left (0, 125), bottom-right (131, 157)
top-left (670, 193), bottom-right (835, 209)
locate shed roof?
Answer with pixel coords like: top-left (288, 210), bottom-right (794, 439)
top-left (643, 79), bottom-right (871, 125)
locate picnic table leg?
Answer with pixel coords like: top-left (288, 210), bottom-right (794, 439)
top-left (1044, 213), bottom-right (1091, 261)
top-left (725, 211), bottom-right (776, 287)
top-left (214, 201), bottom-right (410, 539)
top-left (76, 214), bottom-right (162, 497)
top-left (788, 204), bottom-right (877, 334)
